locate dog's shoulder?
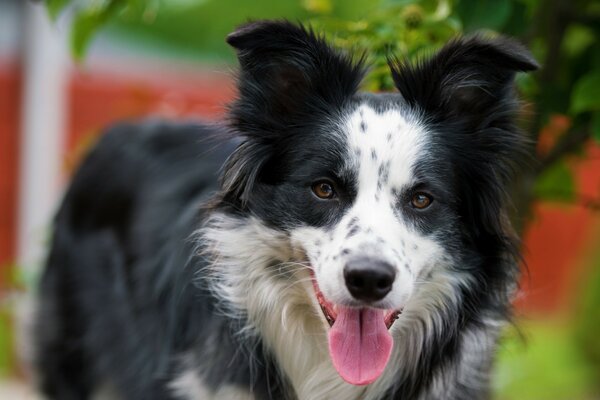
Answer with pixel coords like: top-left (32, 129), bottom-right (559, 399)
top-left (58, 120), bottom-right (233, 229)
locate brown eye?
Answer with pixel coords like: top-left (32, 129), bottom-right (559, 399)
top-left (411, 192), bottom-right (432, 209)
top-left (312, 181), bottom-right (336, 199)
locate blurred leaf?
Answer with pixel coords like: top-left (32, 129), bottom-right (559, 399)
top-left (533, 161), bottom-right (576, 202)
top-left (515, 71), bottom-right (539, 98)
top-left (158, 0), bottom-right (206, 9)
top-left (571, 72), bottom-right (600, 114)
top-left (592, 113), bottom-right (600, 143)
top-left (0, 309), bottom-right (11, 377)
top-left (456, 0), bottom-right (512, 32)
top-left (71, 0), bottom-right (126, 61)
top-left (495, 322), bottom-right (596, 400)
top-left (575, 249), bottom-right (600, 384)
top-left (302, 0), bottom-right (333, 14)
top-left (500, 1), bottom-right (529, 36)
top-left (562, 24), bottom-right (596, 58)
top-left (46, 0), bottom-right (71, 20)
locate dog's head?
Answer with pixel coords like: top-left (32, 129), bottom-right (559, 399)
top-left (216, 20), bottom-right (537, 386)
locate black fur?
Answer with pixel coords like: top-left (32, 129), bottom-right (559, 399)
top-left (34, 21), bottom-right (537, 400)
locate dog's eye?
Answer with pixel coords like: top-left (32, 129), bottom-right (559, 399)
top-left (312, 181), bottom-right (336, 200)
top-left (411, 192), bottom-right (433, 209)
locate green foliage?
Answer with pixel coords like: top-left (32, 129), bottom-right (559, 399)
top-left (71, 0), bottom-right (128, 60)
top-left (575, 250), bottom-right (600, 388)
top-left (0, 307), bottom-right (12, 378)
top-left (533, 162), bottom-right (576, 203)
top-left (495, 322), bottom-right (597, 399)
top-left (307, 0), bottom-right (460, 90)
top-left (46, 0), bottom-right (71, 20)
top-left (456, 0), bottom-right (512, 32)
top-left (571, 72), bottom-right (600, 114)
top-left (46, 0), bottom-right (373, 62)
top-left (0, 263), bottom-right (20, 378)
top-left (107, 0), bottom-right (313, 63)
top-left (302, 0), bottom-right (333, 14)
top-left (46, 0), bottom-right (169, 61)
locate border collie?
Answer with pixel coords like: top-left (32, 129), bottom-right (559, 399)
top-left (34, 20), bottom-right (538, 400)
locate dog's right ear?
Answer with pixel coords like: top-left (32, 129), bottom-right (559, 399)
top-left (226, 20), bottom-right (365, 136)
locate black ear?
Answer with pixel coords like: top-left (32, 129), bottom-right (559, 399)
top-left (221, 21), bottom-right (364, 207)
top-left (226, 20), bottom-right (365, 136)
top-left (392, 36), bottom-right (538, 243)
top-left (390, 35), bottom-right (538, 127)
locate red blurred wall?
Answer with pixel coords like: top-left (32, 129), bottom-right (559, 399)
top-left (518, 145), bottom-right (600, 314)
top-left (0, 63), bottom-right (21, 283)
top-left (63, 67), bottom-right (235, 175)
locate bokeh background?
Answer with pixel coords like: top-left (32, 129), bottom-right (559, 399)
top-left (1, 0), bottom-right (599, 398)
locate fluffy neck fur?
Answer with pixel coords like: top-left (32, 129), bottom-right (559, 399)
top-left (199, 212), bottom-right (503, 400)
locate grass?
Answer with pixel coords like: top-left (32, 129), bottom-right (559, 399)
top-left (494, 320), bottom-right (597, 400)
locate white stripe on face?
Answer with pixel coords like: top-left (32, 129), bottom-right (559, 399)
top-left (344, 104), bottom-right (426, 200)
top-left (293, 103), bottom-right (448, 311)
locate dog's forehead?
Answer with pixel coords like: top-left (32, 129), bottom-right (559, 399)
top-left (341, 99), bottom-right (428, 191)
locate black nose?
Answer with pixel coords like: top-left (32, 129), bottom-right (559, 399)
top-left (344, 257), bottom-right (396, 302)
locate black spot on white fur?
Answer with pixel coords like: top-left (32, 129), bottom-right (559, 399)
top-left (376, 161), bottom-right (391, 192)
top-left (346, 225), bottom-right (360, 238)
top-left (348, 216), bottom-right (359, 227)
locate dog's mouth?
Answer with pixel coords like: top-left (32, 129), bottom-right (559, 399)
top-left (313, 279), bottom-right (401, 329)
top-left (310, 272), bottom-right (402, 386)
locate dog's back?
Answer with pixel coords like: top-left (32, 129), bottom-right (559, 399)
top-left (34, 121), bottom-right (232, 399)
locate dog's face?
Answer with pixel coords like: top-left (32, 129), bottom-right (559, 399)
top-left (220, 21), bottom-right (537, 386)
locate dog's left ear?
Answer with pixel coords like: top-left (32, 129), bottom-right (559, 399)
top-left (390, 35), bottom-right (538, 127)
top-left (391, 36), bottom-right (538, 241)
top-left (227, 20), bottom-right (365, 135)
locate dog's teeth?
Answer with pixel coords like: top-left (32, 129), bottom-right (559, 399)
top-left (326, 314), bottom-right (334, 327)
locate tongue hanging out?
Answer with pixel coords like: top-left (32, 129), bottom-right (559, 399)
top-left (328, 306), bottom-right (393, 385)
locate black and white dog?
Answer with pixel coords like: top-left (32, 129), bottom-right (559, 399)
top-left (34, 20), bottom-right (538, 400)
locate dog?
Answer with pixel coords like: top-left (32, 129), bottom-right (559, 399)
top-left (33, 20), bottom-right (538, 400)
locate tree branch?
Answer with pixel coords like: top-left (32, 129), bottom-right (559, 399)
top-left (527, 0), bottom-right (572, 142)
top-left (535, 191), bottom-right (600, 211)
top-left (536, 125), bottom-right (592, 173)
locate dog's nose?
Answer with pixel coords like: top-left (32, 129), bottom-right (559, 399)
top-left (344, 257), bottom-right (395, 302)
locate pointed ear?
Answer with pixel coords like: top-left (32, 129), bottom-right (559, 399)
top-left (390, 35), bottom-right (538, 127)
top-left (391, 36), bottom-right (538, 240)
top-left (227, 20), bottom-right (365, 135)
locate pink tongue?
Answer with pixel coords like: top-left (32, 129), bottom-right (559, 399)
top-left (328, 307), bottom-right (393, 385)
